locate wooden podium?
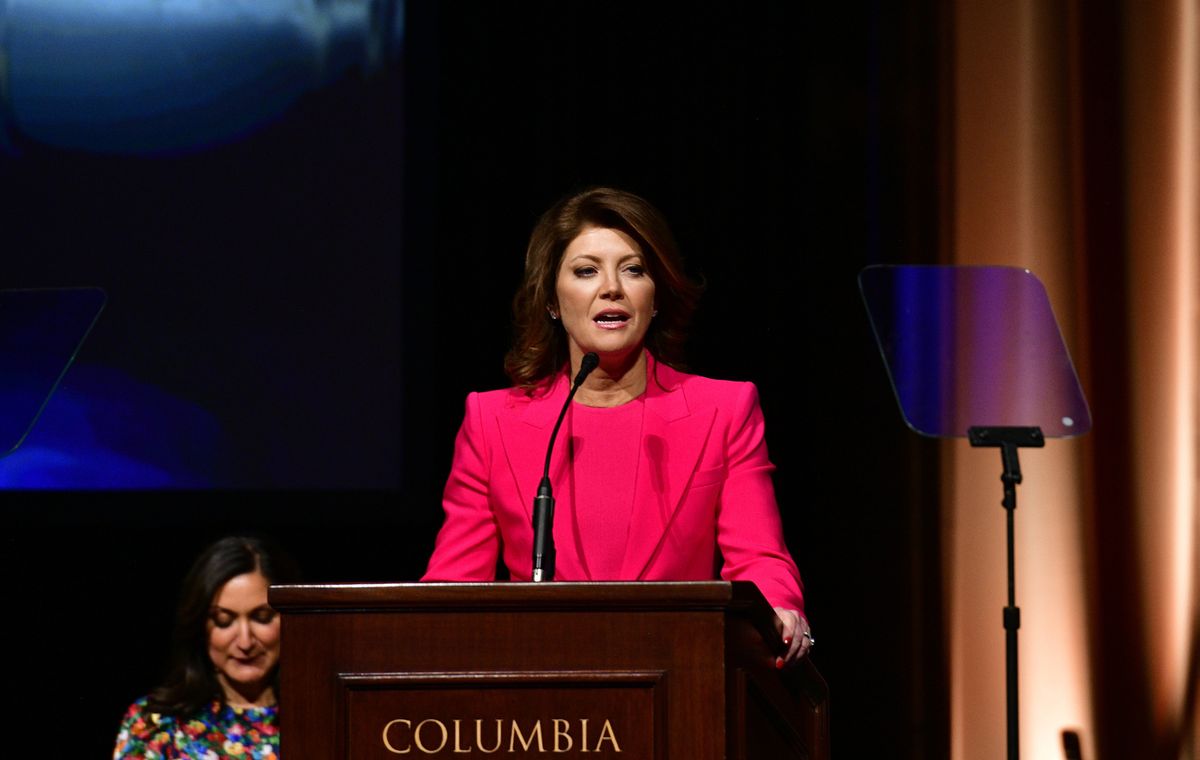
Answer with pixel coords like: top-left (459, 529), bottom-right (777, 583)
top-left (269, 581), bottom-right (829, 759)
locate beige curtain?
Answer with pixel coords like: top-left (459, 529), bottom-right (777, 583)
top-left (947, 1), bottom-right (1199, 759)
top-left (1124, 4), bottom-right (1199, 759)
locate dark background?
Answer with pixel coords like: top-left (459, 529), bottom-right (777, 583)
top-left (1, 2), bottom-right (946, 756)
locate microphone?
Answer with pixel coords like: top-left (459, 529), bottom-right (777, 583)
top-left (531, 352), bottom-right (600, 582)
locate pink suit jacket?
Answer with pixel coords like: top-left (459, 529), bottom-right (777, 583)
top-left (422, 357), bottom-right (805, 610)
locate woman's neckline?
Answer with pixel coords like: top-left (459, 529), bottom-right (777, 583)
top-left (572, 393), bottom-right (645, 410)
top-left (569, 349), bottom-right (648, 407)
top-left (222, 700), bottom-right (278, 713)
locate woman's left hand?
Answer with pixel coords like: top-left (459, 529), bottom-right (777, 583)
top-left (772, 607), bottom-right (813, 669)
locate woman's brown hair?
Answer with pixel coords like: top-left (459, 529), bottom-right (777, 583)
top-left (504, 186), bottom-right (701, 389)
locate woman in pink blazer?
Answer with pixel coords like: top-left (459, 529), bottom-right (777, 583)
top-left (423, 187), bottom-right (812, 666)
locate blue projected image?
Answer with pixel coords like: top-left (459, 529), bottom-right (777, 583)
top-left (2, 1), bottom-right (406, 489)
top-left (0, 0), bottom-right (404, 155)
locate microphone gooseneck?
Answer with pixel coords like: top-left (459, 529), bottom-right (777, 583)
top-left (531, 352), bottom-right (599, 582)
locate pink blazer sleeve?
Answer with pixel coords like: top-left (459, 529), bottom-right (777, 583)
top-left (421, 392), bottom-right (501, 581)
top-left (715, 382), bottom-right (805, 611)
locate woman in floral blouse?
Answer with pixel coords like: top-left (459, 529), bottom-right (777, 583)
top-left (113, 535), bottom-right (300, 759)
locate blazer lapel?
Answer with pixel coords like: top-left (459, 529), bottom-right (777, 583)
top-left (497, 373), bottom-right (591, 579)
top-left (497, 374), bottom-right (572, 524)
top-left (619, 361), bottom-right (717, 579)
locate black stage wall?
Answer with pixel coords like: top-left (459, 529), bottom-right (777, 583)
top-left (1, 3), bottom-right (945, 756)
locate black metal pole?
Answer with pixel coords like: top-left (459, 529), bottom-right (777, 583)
top-left (1002, 442), bottom-right (1021, 760)
top-left (968, 426), bottom-right (1042, 760)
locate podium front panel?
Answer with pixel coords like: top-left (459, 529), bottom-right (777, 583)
top-left (271, 582), bottom-right (828, 760)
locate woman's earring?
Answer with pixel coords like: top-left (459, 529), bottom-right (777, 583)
top-left (548, 308), bottom-right (559, 320)
top-left (652, 309), bottom-right (659, 318)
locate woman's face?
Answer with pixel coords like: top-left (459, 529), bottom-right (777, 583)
top-left (206, 570), bottom-right (280, 703)
top-left (554, 226), bottom-right (656, 365)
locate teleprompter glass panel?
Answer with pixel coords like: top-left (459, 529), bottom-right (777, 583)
top-left (858, 265), bottom-right (1090, 439)
top-left (0, 288), bottom-right (106, 456)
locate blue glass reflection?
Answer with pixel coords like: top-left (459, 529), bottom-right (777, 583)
top-left (0, 364), bottom-right (224, 488)
top-left (0, 288), bottom-right (106, 456)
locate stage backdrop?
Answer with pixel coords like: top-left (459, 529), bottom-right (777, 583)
top-left (0, 2), bottom-right (953, 758)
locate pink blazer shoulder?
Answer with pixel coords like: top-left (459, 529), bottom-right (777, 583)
top-left (422, 358), bottom-right (804, 610)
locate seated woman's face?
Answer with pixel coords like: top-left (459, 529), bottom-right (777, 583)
top-left (555, 226), bottom-right (656, 361)
top-left (206, 570), bottom-right (281, 700)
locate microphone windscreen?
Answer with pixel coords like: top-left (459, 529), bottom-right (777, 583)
top-left (575, 352), bottom-right (600, 385)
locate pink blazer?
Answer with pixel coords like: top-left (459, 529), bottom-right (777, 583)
top-left (422, 357), bottom-right (804, 610)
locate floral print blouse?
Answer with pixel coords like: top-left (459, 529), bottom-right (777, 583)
top-left (113, 697), bottom-right (280, 759)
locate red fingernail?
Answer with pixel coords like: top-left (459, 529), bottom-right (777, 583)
top-left (775, 657), bottom-right (784, 670)
top-left (783, 637), bottom-right (792, 645)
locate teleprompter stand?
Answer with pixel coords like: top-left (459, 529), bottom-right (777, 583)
top-left (968, 425), bottom-right (1044, 760)
top-left (859, 265), bottom-right (1091, 760)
